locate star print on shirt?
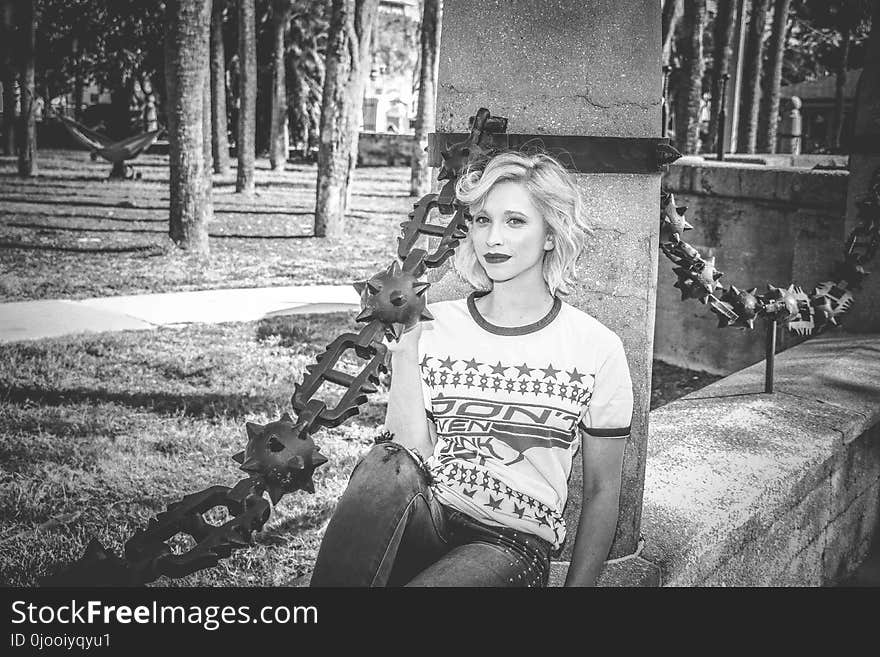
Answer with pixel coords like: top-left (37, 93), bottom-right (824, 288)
top-left (486, 495), bottom-right (504, 511)
top-left (489, 361), bottom-right (507, 376)
top-left (438, 356), bottom-right (455, 371)
top-left (567, 367), bottom-right (585, 384)
top-left (491, 376), bottom-right (503, 391)
top-left (515, 362), bottom-right (534, 378)
top-left (541, 363), bottom-right (560, 380)
top-left (462, 488), bottom-right (478, 498)
top-left (513, 503), bottom-right (526, 518)
top-left (463, 357), bottom-right (480, 371)
top-left (420, 355), bottom-right (432, 369)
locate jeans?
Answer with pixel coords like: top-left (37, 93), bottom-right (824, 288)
top-left (310, 442), bottom-right (552, 587)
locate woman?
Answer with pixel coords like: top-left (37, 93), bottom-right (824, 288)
top-left (310, 151), bottom-right (634, 587)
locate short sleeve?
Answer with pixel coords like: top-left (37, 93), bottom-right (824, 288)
top-left (417, 321), bottom-right (435, 422)
top-left (579, 335), bottom-right (634, 439)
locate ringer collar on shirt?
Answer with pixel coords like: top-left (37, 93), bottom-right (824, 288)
top-left (467, 291), bottom-right (562, 336)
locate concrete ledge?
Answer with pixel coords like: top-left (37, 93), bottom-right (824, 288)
top-left (640, 332), bottom-right (880, 586)
top-left (664, 159), bottom-right (849, 207)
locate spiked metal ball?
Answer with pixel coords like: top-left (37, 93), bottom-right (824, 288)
top-left (353, 260), bottom-right (434, 341)
top-left (721, 285), bottom-right (759, 329)
top-left (762, 284), bottom-right (801, 325)
top-left (659, 192), bottom-right (693, 244)
top-left (232, 413), bottom-right (328, 504)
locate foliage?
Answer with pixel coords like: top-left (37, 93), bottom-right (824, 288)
top-left (35, 0), bottom-right (167, 98)
top-left (784, 0), bottom-right (873, 84)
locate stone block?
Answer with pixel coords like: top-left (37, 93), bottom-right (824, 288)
top-left (437, 1), bottom-right (659, 137)
top-left (830, 424), bottom-right (880, 518)
top-left (823, 478), bottom-right (880, 584)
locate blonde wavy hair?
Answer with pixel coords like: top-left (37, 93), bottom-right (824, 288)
top-left (453, 150), bottom-right (591, 296)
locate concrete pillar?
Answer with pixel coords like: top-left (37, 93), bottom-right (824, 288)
top-left (431, 0), bottom-right (661, 560)
top-left (842, 3), bottom-right (880, 331)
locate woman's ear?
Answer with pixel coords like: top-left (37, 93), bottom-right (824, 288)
top-left (544, 234), bottom-right (555, 251)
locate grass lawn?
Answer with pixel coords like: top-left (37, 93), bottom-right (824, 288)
top-left (0, 310), bottom-right (720, 587)
top-left (0, 150), bottom-right (414, 301)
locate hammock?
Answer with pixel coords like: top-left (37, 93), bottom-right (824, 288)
top-left (57, 114), bottom-right (163, 164)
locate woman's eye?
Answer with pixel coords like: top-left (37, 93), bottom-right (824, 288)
top-left (508, 217), bottom-right (525, 225)
top-left (474, 215), bottom-right (489, 224)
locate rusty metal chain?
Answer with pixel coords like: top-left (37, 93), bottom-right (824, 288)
top-left (660, 165), bottom-right (880, 335)
top-left (41, 108), bottom-right (506, 586)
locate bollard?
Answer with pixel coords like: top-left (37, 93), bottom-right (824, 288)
top-left (778, 96), bottom-right (802, 155)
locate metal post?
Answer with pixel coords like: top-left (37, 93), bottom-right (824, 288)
top-left (717, 73), bottom-right (730, 161)
top-left (661, 65), bottom-right (671, 139)
top-left (764, 319), bottom-right (776, 393)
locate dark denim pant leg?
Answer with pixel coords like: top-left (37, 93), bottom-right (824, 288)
top-left (405, 511), bottom-right (552, 587)
top-left (310, 442), bottom-right (448, 587)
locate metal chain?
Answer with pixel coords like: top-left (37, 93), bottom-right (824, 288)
top-left (660, 165), bottom-right (880, 335)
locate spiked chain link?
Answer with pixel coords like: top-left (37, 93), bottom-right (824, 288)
top-left (660, 166), bottom-right (880, 335)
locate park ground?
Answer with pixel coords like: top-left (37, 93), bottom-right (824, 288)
top-left (0, 149), bottom-right (720, 586)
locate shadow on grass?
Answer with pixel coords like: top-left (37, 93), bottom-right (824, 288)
top-left (0, 240), bottom-right (164, 254)
top-left (2, 384), bottom-right (289, 419)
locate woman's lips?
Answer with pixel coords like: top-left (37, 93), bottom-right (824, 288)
top-left (483, 254), bottom-right (511, 263)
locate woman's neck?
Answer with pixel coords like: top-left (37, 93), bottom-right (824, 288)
top-left (476, 276), bottom-right (555, 327)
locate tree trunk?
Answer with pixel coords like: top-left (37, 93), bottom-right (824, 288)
top-left (831, 17), bottom-right (853, 152)
top-left (166, 0), bottom-right (212, 256)
top-left (236, 0), bottom-right (256, 194)
top-left (662, 0), bottom-right (683, 66)
top-left (16, 0), bottom-right (35, 177)
top-left (315, 0), bottom-right (379, 237)
top-left (756, 0), bottom-right (791, 153)
top-left (210, 0), bottom-right (230, 174)
top-left (203, 44), bottom-right (214, 226)
top-left (673, 0), bottom-right (705, 154)
top-left (1, 0), bottom-right (16, 156)
top-left (707, 0), bottom-right (737, 152)
top-left (269, 0), bottom-right (291, 170)
top-left (737, 0), bottom-right (770, 154)
top-left (409, 0), bottom-right (442, 197)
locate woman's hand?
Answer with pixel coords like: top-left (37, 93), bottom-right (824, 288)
top-left (382, 322), bottom-right (423, 356)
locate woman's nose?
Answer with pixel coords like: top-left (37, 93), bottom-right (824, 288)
top-left (486, 221), bottom-right (503, 246)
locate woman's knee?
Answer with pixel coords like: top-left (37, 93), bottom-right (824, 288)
top-left (349, 442), bottom-right (432, 491)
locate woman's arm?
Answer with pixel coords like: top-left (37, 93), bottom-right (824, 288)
top-left (563, 432), bottom-right (626, 587)
top-left (382, 324), bottom-right (435, 460)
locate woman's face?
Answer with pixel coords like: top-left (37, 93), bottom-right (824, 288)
top-left (469, 180), bottom-right (553, 286)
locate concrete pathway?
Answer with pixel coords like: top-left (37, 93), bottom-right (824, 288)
top-left (0, 285), bottom-right (361, 343)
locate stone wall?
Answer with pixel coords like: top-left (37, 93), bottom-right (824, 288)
top-left (656, 160), bottom-right (850, 375)
top-left (638, 332), bottom-right (880, 586)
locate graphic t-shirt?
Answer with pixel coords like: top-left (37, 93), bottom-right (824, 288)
top-left (418, 292), bottom-right (634, 549)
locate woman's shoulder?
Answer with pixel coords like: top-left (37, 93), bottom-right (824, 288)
top-left (557, 299), bottom-right (625, 348)
top-left (424, 296), bottom-right (469, 318)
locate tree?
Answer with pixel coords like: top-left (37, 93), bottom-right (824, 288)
top-left (287, 0), bottom-right (329, 155)
top-left (269, 0), bottom-right (291, 170)
top-left (17, 0), bottom-right (36, 177)
top-left (236, 0), bottom-right (256, 194)
top-left (410, 0), bottom-right (442, 197)
top-left (211, 0), bottom-right (230, 174)
top-left (166, 0), bottom-right (212, 256)
top-left (2, 0), bottom-right (16, 156)
top-left (737, 0), bottom-right (771, 153)
top-left (673, 0), bottom-right (706, 154)
top-left (707, 0), bottom-right (738, 153)
top-left (662, 0), bottom-right (683, 66)
top-left (314, 0), bottom-right (379, 238)
top-left (757, 0), bottom-right (792, 153)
